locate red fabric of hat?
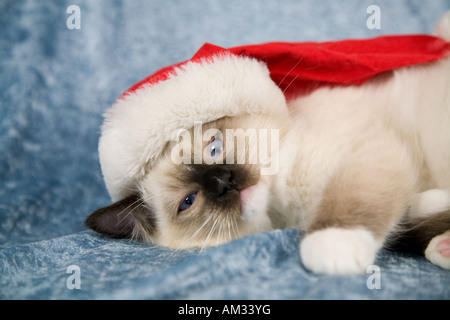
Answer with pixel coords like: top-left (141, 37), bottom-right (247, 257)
top-left (123, 35), bottom-right (450, 100)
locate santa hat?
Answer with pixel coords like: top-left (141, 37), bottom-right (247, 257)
top-left (99, 35), bottom-right (450, 202)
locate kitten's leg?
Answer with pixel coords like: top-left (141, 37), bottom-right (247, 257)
top-left (425, 230), bottom-right (450, 270)
top-left (414, 190), bottom-right (450, 269)
top-left (300, 140), bottom-right (417, 275)
top-left (395, 190), bottom-right (450, 269)
top-left (409, 189), bottom-right (450, 219)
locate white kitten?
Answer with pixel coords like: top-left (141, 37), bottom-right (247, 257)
top-left (87, 14), bottom-right (450, 275)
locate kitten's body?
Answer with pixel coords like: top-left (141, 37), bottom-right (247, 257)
top-left (269, 58), bottom-right (450, 273)
top-left (87, 16), bottom-right (450, 274)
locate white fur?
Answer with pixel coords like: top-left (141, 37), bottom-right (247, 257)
top-left (238, 179), bottom-right (274, 236)
top-left (97, 13), bottom-right (450, 275)
top-left (425, 231), bottom-right (450, 270)
top-left (409, 189), bottom-right (450, 218)
top-left (240, 181), bottom-right (269, 221)
top-left (271, 54), bottom-right (450, 221)
top-left (99, 55), bottom-right (288, 201)
top-left (434, 11), bottom-right (450, 41)
top-left (300, 228), bottom-right (381, 275)
top-left (279, 55), bottom-right (450, 275)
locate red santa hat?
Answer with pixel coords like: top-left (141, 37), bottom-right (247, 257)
top-left (99, 35), bottom-right (450, 202)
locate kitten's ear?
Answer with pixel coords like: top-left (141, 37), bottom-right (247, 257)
top-left (85, 194), bottom-right (156, 240)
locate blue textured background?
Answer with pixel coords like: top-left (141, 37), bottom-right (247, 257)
top-left (1, 0), bottom-right (450, 299)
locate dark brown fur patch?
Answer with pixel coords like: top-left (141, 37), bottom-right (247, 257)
top-left (85, 194), bottom-right (156, 239)
top-left (385, 210), bottom-right (450, 255)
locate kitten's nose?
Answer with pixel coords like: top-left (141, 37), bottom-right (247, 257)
top-left (204, 168), bottom-right (236, 197)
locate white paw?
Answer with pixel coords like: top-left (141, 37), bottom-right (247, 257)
top-left (425, 230), bottom-right (450, 270)
top-left (300, 228), bottom-right (381, 275)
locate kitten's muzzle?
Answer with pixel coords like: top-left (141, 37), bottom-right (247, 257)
top-left (190, 164), bottom-right (259, 203)
top-left (204, 167), bottom-right (237, 197)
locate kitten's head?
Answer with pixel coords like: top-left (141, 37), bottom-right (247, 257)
top-left (86, 53), bottom-right (290, 248)
top-left (86, 114), bottom-right (286, 249)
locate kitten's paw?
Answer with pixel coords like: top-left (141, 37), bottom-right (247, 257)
top-left (425, 230), bottom-right (450, 270)
top-left (300, 228), bottom-right (381, 275)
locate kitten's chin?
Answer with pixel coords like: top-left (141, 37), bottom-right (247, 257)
top-left (239, 180), bottom-right (273, 234)
top-left (240, 185), bottom-right (258, 209)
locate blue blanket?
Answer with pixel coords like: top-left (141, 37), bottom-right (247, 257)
top-left (1, 0), bottom-right (449, 300)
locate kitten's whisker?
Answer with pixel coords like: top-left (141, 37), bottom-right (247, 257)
top-left (174, 215), bottom-right (213, 252)
top-left (251, 57), bottom-right (304, 140)
top-left (277, 57), bottom-right (304, 88)
top-left (231, 216), bottom-right (239, 240)
top-left (115, 197), bottom-right (146, 227)
top-left (282, 73), bottom-right (301, 96)
top-left (227, 216), bottom-right (232, 242)
top-left (218, 221), bottom-right (224, 246)
top-left (202, 216), bottom-right (219, 251)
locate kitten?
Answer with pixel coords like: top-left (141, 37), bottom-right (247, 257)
top-left (87, 23), bottom-right (450, 276)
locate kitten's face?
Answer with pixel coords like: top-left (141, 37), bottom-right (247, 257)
top-left (86, 114), bottom-right (285, 249)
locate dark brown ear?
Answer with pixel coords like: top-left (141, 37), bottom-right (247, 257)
top-left (85, 194), bottom-right (156, 239)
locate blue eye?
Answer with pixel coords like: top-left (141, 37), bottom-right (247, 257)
top-left (178, 192), bottom-right (197, 212)
top-left (209, 137), bottom-right (223, 159)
